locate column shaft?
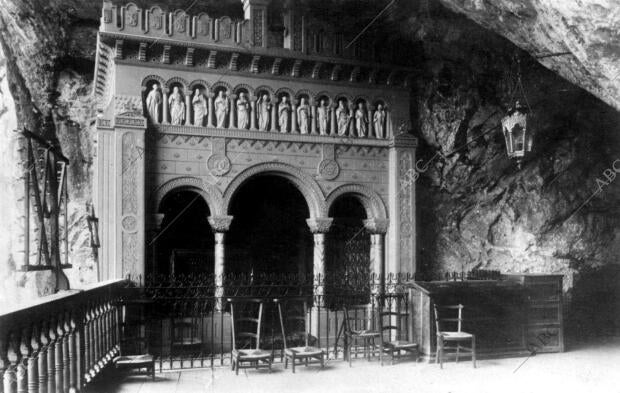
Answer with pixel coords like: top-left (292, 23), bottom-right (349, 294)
top-left (185, 94), bottom-right (191, 125)
top-left (162, 91), bottom-right (169, 124)
top-left (310, 105), bottom-right (317, 135)
top-left (229, 97), bottom-right (237, 129)
top-left (207, 96), bottom-right (214, 127)
top-left (270, 99), bottom-right (278, 132)
top-left (291, 103), bottom-right (298, 133)
top-left (214, 232), bottom-right (225, 310)
top-left (330, 106), bottom-right (337, 135)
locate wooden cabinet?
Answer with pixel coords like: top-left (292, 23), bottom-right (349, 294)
top-left (408, 274), bottom-right (564, 361)
top-left (502, 274), bottom-right (564, 353)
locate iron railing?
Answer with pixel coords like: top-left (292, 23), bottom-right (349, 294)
top-left (121, 273), bottom-right (413, 371)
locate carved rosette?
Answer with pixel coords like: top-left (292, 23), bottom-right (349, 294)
top-left (363, 218), bottom-right (389, 234)
top-left (208, 215), bottom-right (234, 233)
top-left (317, 158), bottom-right (340, 180)
top-left (306, 218), bottom-right (333, 234)
top-left (207, 153), bottom-right (231, 176)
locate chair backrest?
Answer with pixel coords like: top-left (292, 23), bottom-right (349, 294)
top-left (377, 294), bottom-right (407, 341)
top-left (433, 304), bottom-right (464, 333)
top-left (343, 304), bottom-right (374, 334)
top-left (229, 298), bottom-right (264, 350)
top-left (275, 298), bottom-right (311, 350)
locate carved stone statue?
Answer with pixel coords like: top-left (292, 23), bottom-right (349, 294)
top-left (297, 97), bottom-right (311, 134)
top-left (168, 86), bottom-right (185, 125)
top-left (192, 88), bottom-right (207, 126)
top-left (145, 84), bottom-right (162, 124)
top-left (214, 90), bottom-right (229, 128)
top-left (258, 94), bottom-right (271, 131)
top-left (374, 103), bottom-right (386, 139)
top-left (317, 98), bottom-right (329, 135)
top-left (237, 92), bottom-right (250, 129)
top-left (355, 102), bottom-right (368, 138)
top-left (278, 96), bottom-right (291, 133)
top-left (336, 100), bottom-right (350, 136)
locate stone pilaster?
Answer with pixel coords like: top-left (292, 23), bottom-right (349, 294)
top-left (95, 112), bottom-right (147, 282)
top-left (229, 94), bottom-right (237, 129)
top-left (270, 97), bottom-right (278, 132)
top-left (291, 100), bottom-right (298, 133)
top-left (250, 97), bottom-right (257, 130)
top-left (207, 92), bottom-right (214, 127)
top-left (388, 132), bottom-right (417, 275)
top-left (162, 88), bottom-right (169, 124)
top-left (185, 93), bottom-right (191, 125)
top-left (364, 218), bottom-right (388, 299)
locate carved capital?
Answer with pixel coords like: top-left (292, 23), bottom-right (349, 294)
top-left (208, 215), bottom-right (234, 232)
top-left (148, 213), bottom-right (165, 231)
top-left (306, 218), bottom-right (333, 234)
top-left (363, 218), bottom-right (389, 234)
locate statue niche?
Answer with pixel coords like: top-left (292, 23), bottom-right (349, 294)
top-left (168, 86), bottom-right (186, 125)
top-left (278, 95), bottom-right (291, 133)
top-left (257, 93), bottom-right (271, 131)
top-left (316, 97), bottom-right (330, 135)
top-left (236, 91), bottom-right (250, 129)
top-left (297, 96), bottom-right (311, 134)
top-left (373, 102), bottom-right (387, 139)
top-left (336, 98), bottom-right (351, 136)
top-left (214, 89), bottom-right (229, 128)
top-left (354, 100), bottom-right (368, 138)
top-left (145, 83), bottom-right (162, 124)
top-left (192, 87), bottom-right (207, 126)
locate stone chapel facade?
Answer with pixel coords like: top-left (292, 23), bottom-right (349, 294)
top-left (93, 1), bottom-right (417, 293)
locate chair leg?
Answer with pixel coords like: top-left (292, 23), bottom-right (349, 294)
top-left (292, 354), bottom-right (296, 373)
top-left (285, 357), bottom-right (288, 369)
top-left (321, 354), bottom-right (325, 368)
top-left (472, 336), bottom-right (476, 368)
top-left (435, 339), bottom-right (440, 364)
top-left (456, 344), bottom-right (460, 363)
top-left (439, 338), bottom-right (444, 369)
top-left (348, 341), bottom-right (352, 367)
top-left (236, 360), bottom-right (239, 375)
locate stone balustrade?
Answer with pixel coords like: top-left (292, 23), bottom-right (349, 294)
top-left (0, 280), bottom-right (126, 393)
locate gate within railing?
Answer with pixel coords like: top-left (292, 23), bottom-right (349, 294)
top-left (122, 273), bottom-right (412, 371)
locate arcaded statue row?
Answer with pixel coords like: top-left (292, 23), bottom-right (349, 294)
top-left (145, 84), bottom-right (390, 139)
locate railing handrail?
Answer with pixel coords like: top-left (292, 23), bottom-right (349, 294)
top-left (0, 279), bottom-right (127, 329)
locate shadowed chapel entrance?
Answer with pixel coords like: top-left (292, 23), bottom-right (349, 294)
top-left (227, 175), bottom-right (313, 276)
top-left (154, 190), bottom-right (214, 276)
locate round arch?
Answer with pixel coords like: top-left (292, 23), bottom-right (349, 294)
top-left (189, 79), bottom-right (211, 91)
top-left (223, 162), bottom-right (326, 218)
top-left (141, 75), bottom-right (165, 91)
top-left (165, 76), bottom-right (189, 90)
top-left (313, 90), bottom-right (333, 106)
top-left (211, 80), bottom-right (233, 94)
top-left (233, 83), bottom-right (255, 96)
top-left (326, 184), bottom-right (387, 219)
top-left (152, 176), bottom-right (224, 216)
top-left (254, 85), bottom-right (275, 99)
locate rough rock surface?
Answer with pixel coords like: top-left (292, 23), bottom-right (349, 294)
top-left (0, 0), bottom-right (619, 332)
top-left (437, 0), bottom-right (620, 111)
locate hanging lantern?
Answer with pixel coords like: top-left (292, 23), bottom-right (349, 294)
top-left (501, 100), bottom-right (533, 168)
top-left (502, 55), bottom-right (534, 168)
top-left (86, 204), bottom-right (100, 248)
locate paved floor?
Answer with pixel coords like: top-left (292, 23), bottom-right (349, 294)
top-left (87, 338), bottom-right (620, 393)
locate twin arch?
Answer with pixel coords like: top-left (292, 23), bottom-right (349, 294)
top-left (152, 163), bottom-right (387, 221)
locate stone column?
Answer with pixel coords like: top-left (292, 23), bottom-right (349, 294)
top-left (162, 88), bottom-right (169, 124)
top-left (148, 214), bottom-right (165, 274)
top-left (250, 97), bottom-right (257, 130)
top-left (291, 100), bottom-right (298, 133)
top-left (310, 100), bottom-right (317, 135)
top-left (368, 105), bottom-right (375, 138)
top-left (364, 218), bottom-right (389, 298)
top-left (270, 97), bottom-right (278, 132)
top-left (306, 217), bottom-right (332, 339)
top-left (229, 94), bottom-right (237, 129)
top-left (306, 218), bottom-right (333, 305)
top-left (208, 215), bottom-right (233, 310)
top-left (388, 131), bottom-right (418, 275)
top-left (207, 92), bottom-right (214, 128)
top-left (330, 104), bottom-right (337, 135)
top-left (185, 92), bottom-right (191, 125)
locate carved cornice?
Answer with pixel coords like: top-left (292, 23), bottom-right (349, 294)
top-left (363, 218), bottom-right (389, 234)
top-left (306, 218), bottom-right (333, 234)
top-left (208, 215), bottom-right (234, 232)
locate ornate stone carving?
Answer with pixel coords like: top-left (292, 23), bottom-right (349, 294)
top-left (208, 215), bottom-right (234, 232)
top-left (355, 102), bottom-right (368, 138)
top-left (145, 84), bottom-right (161, 124)
top-left (363, 218), bottom-right (389, 234)
top-left (297, 97), bottom-right (310, 134)
top-left (318, 158), bottom-right (340, 180)
top-left (168, 86), bottom-right (185, 125)
top-left (236, 92), bottom-right (250, 129)
top-left (121, 215), bottom-right (138, 233)
top-left (192, 88), bottom-right (207, 126)
top-left (207, 153), bottom-right (231, 176)
top-left (306, 218), bottom-right (333, 234)
top-left (398, 151), bottom-right (414, 267)
top-left (121, 132), bottom-right (139, 276)
top-left (214, 90), bottom-right (229, 128)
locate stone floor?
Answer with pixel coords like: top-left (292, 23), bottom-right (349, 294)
top-left (86, 337), bottom-right (620, 393)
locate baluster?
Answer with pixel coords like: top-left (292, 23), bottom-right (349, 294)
top-left (0, 335), bottom-right (7, 393)
top-left (99, 303), bottom-right (106, 369)
top-left (113, 300), bottom-right (121, 354)
top-left (91, 306), bottom-right (99, 375)
top-left (46, 319), bottom-right (56, 393)
top-left (83, 308), bottom-right (91, 383)
top-left (27, 325), bottom-right (39, 393)
top-left (62, 314), bottom-right (70, 393)
top-left (74, 308), bottom-right (82, 391)
top-left (38, 322), bottom-right (48, 393)
top-left (4, 332), bottom-right (18, 393)
top-left (67, 313), bottom-right (76, 392)
top-left (95, 304), bottom-right (102, 371)
top-left (104, 301), bottom-right (112, 360)
top-left (17, 328), bottom-right (30, 393)
top-left (54, 316), bottom-right (64, 393)
top-left (87, 307), bottom-right (96, 379)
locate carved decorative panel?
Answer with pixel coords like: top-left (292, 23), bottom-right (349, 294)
top-left (398, 151), bottom-right (414, 268)
top-left (122, 132), bottom-right (139, 276)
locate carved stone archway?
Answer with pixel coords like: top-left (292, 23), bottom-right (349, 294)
top-left (152, 176), bottom-right (225, 216)
top-left (325, 184), bottom-right (388, 220)
top-left (222, 162), bottom-right (327, 218)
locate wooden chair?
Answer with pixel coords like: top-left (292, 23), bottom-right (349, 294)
top-left (343, 304), bottom-right (382, 367)
top-left (113, 298), bottom-right (156, 379)
top-left (229, 298), bottom-right (273, 375)
top-left (275, 298), bottom-right (325, 373)
top-left (433, 304), bottom-right (476, 368)
top-left (377, 294), bottom-right (418, 365)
